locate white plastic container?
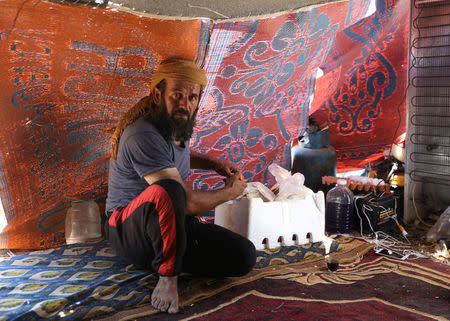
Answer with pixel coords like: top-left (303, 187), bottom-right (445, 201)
top-left (215, 192), bottom-right (325, 250)
top-left (65, 200), bottom-right (102, 244)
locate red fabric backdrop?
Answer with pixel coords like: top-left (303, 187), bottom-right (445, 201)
top-left (0, 0), bottom-right (209, 248)
top-left (189, 1), bottom-right (372, 191)
top-left (0, 0), bottom-right (409, 249)
top-left (310, 0), bottom-right (409, 171)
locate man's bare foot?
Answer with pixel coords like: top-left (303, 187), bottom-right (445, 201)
top-left (151, 275), bottom-right (179, 314)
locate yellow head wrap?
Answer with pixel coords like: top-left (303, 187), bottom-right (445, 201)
top-left (111, 58), bottom-right (206, 161)
top-left (150, 58), bottom-right (207, 91)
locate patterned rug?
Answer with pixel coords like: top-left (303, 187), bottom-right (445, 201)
top-left (98, 236), bottom-right (375, 320)
top-left (0, 241), bottom-right (152, 320)
top-left (104, 241), bottom-right (449, 321)
top-left (0, 236), bottom-right (363, 320)
top-left (175, 254), bottom-right (450, 321)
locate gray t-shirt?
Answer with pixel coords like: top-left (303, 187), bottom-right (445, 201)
top-left (105, 116), bottom-right (190, 213)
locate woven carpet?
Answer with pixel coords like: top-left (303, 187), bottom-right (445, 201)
top-left (171, 254), bottom-right (449, 321)
top-left (98, 236), bottom-right (382, 320)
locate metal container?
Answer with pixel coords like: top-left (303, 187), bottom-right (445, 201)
top-left (291, 130), bottom-right (337, 193)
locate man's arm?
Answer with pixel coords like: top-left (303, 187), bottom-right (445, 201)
top-left (190, 150), bottom-right (240, 177)
top-left (144, 167), bottom-right (246, 216)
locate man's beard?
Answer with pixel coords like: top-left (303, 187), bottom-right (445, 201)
top-left (146, 99), bottom-right (197, 143)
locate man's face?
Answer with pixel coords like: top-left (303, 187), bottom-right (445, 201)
top-left (162, 78), bottom-right (201, 121)
top-left (151, 78), bottom-right (201, 142)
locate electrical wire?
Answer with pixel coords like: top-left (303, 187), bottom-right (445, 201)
top-left (354, 193), bottom-right (372, 236)
top-left (352, 192), bottom-right (429, 260)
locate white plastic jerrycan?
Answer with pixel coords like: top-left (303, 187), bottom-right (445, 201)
top-left (65, 199), bottom-right (102, 244)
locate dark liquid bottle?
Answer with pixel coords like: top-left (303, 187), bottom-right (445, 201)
top-left (325, 179), bottom-right (354, 234)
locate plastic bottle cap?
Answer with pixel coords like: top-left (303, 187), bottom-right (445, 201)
top-left (337, 179), bottom-right (347, 186)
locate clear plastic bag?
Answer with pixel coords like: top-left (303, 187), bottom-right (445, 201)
top-left (426, 206), bottom-right (450, 243)
top-left (243, 182), bottom-right (276, 202)
top-left (268, 164), bottom-right (313, 201)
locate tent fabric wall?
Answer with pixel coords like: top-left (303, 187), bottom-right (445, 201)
top-left (0, 0), bottom-right (209, 249)
top-left (189, 1), bottom-right (371, 190)
top-left (310, 0), bottom-right (409, 171)
top-left (0, 0), bottom-right (409, 249)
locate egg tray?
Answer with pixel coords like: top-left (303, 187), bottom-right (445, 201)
top-left (321, 176), bottom-right (390, 192)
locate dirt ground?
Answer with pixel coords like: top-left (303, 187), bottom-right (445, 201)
top-left (402, 222), bottom-right (449, 265)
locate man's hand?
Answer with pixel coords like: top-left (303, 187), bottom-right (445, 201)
top-left (214, 158), bottom-right (240, 178)
top-left (190, 151), bottom-right (241, 178)
top-left (223, 171), bottom-right (247, 200)
top-left (149, 153), bottom-right (246, 215)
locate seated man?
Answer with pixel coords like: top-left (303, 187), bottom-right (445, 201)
top-left (105, 58), bottom-right (256, 314)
